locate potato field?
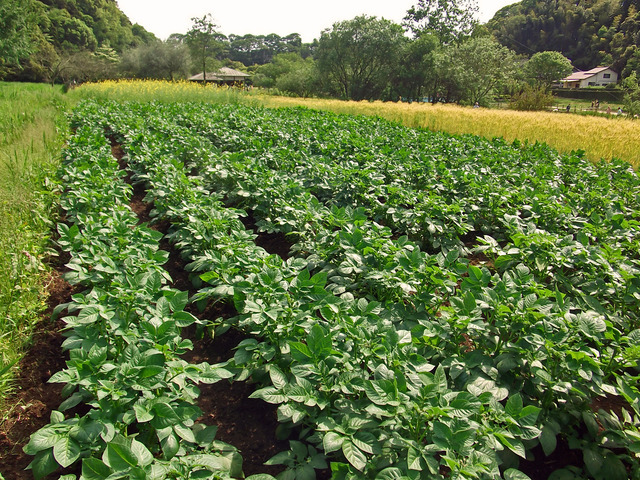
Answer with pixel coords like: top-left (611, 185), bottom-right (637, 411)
top-left (25, 99), bottom-right (640, 480)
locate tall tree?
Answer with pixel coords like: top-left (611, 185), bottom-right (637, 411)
top-left (622, 71), bottom-right (640, 117)
top-left (487, 0), bottom-right (639, 74)
top-left (449, 36), bottom-right (519, 105)
top-left (395, 33), bottom-right (440, 100)
top-left (120, 41), bottom-right (190, 81)
top-left (316, 15), bottom-right (406, 100)
top-left (185, 14), bottom-right (223, 81)
top-left (525, 51), bottom-right (573, 88)
top-left (403, 0), bottom-right (478, 44)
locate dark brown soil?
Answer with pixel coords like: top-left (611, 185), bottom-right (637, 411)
top-left (239, 211), bottom-right (294, 260)
top-left (185, 329), bottom-right (287, 477)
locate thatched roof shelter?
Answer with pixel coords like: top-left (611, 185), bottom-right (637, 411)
top-left (189, 67), bottom-right (251, 84)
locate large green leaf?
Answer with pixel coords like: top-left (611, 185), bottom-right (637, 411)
top-left (82, 457), bottom-right (112, 480)
top-left (504, 469), bottom-right (532, 480)
top-left (342, 440), bottom-right (367, 471)
top-left (28, 449), bottom-right (59, 480)
top-left (53, 435), bottom-right (82, 468)
top-left (23, 428), bottom-right (62, 455)
top-left (130, 438), bottom-right (153, 467)
top-left (104, 442), bottom-right (138, 471)
top-left (323, 432), bottom-right (344, 453)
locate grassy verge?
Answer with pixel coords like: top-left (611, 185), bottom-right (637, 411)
top-left (0, 82), bottom-right (73, 406)
top-left (76, 80), bottom-right (640, 169)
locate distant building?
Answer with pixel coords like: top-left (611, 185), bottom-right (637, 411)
top-left (188, 67), bottom-right (251, 85)
top-left (559, 67), bottom-right (618, 88)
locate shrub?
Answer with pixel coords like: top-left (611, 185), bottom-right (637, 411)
top-left (510, 84), bottom-right (554, 111)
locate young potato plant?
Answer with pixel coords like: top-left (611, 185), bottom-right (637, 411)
top-left (108, 113), bottom-right (543, 479)
top-left (23, 120), bottom-right (245, 479)
top-left (67, 99), bottom-right (640, 479)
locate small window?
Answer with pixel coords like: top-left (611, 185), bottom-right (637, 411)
top-left (603, 73), bottom-right (611, 78)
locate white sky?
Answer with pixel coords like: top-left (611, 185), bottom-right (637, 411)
top-left (116, 0), bottom-right (517, 42)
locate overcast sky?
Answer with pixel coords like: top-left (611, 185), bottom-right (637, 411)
top-left (116, 0), bottom-right (517, 42)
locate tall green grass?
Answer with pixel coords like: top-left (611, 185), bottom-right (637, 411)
top-left (0, 82), bottom-right (73, 406)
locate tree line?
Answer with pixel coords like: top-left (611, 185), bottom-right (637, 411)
top-left (1, 0), bottom-right (639, 111)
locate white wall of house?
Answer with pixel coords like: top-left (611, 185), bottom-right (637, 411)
top-left (580, 68), bottom-right (618, 87)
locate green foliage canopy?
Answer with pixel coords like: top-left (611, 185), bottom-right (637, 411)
top-left (225, 33), bottom-right (305, 65)
top-left (403, 0), bottom-right (479, 44)
top-left (185, 14), bottom-right (225, 81)
top-left (120, 41), bottom-right (191, 81)
top-left (447, 36), bottom-right (519, 105)
top-left (525, 51), bottom-right (574, 88)
top-left (253, 52), bottom-right (318, 97)
top-left (2, 0), bottom-right (155, 82)
top-left (394, 32), bottom-right (440, 101)
top-left (316, 15), bottom-right (406, 101)
top-left (487, 0), bottom-right (640, 76)
top-left (0, 0), bottom-right (37, 67)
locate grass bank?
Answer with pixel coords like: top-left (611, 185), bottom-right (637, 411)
top-left (0, 82), bottom-right (73, 406)
top-left (77, 80), bottom-right (640, 169)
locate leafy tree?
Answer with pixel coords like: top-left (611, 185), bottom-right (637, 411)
top-left (510, 84), bottom-right (555, 111)
top-left (430, 47), bottom-right (464, 103)
top-left (394, 33), bottom-right (439, 101)
top-left (525, 51), bottom-right (573, 88)
top-left (275, 59), bottom-right (318, 97)
top-left (185, 14), bottom-right (224, 81)
top-left (622, 71), bottom-right (640, 117)
top-left (316, 15), bottom-right (406, 100)
top-left (622, 47), bottom-right (640, 79)
top-left (0, 0), bottom-right (36, 69)
top-left (226, 33), bottom-right (304, 65)
top-left (253, 53), bottom-right (304, 88)
top-left (2, 0), bottom-right (156, 82)
top-left (120, 41), bottom-right (190, 81)
top-left (252, 52), bottom-right (319, 97)
top-left (403, 0), bottom-right (478, 44)
top-left (449, 36), bottom-right (519, 105)
top-left (45, 8), bottom-right (98, 51)
top-left (487, 0), bottom-right (639, 74)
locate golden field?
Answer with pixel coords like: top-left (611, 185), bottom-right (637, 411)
top-left (75, 80), bottom-right (640, 169)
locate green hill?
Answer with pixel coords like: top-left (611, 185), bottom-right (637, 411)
top-left (487, 0), bottom-right (640, 77)
top-left (1, 0), bottom-right (155, 82)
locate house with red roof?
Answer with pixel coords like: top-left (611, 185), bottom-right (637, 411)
top-left (559, 67), bottom-right (618, 88)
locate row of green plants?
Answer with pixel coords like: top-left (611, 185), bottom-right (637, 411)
top-left (23, 124), bottom-right (266, 479)
top-left (73, 99), bottom-right (640, 479)
top-left (99, 100), bottom-right (640, 333)
top-left (102, 103), bottom-right (547, 480)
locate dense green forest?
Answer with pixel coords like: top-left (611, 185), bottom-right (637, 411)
top-left (487, 0), bottom-right (640, 77)
top-left (0, 0), bottom-right (155, 82)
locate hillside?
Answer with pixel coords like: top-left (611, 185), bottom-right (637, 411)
top-left (36, 0), bottom-right (155, 53)
top-left (1, 0), bottom-right (155, 82)
top-left (487, 0), bottom-right (640, 77)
